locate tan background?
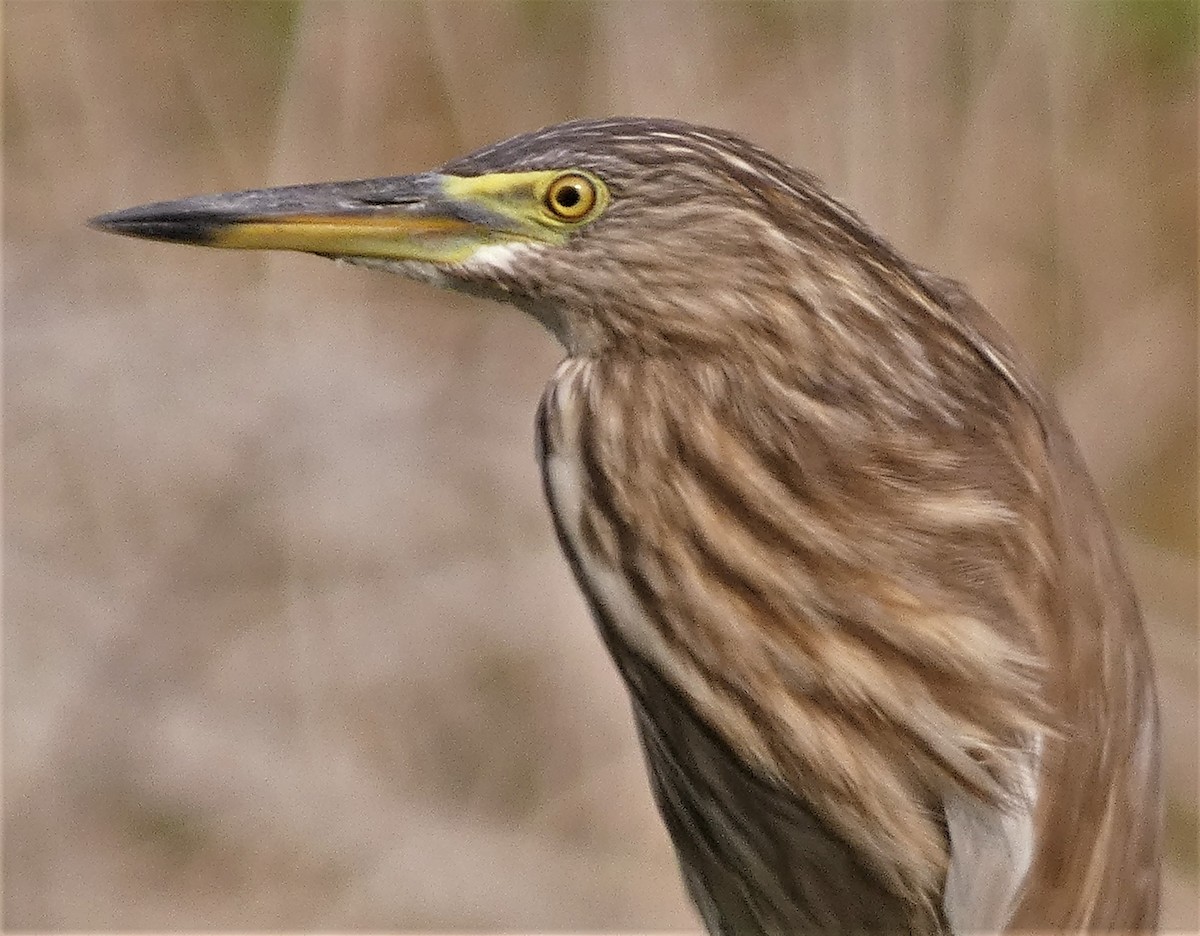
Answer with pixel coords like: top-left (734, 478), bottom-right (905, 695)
top-left (4, 0), bottom-right (1196, 930)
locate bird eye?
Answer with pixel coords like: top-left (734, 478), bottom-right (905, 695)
top-left (545, 174), bottom-right (597, 221)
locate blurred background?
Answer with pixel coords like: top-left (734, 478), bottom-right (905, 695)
top-left (4, 1), bottom-right (1196, 931)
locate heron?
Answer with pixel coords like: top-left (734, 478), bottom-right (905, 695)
top-left (91, 117), bottom-right (1161, 934)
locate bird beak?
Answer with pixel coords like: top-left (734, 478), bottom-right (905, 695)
top-left (88, 172), bottom-right (556, 265)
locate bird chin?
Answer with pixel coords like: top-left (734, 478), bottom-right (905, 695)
top-left (330, 250), bottom-right (575, 351)
top-left (330, 255), bottom-right (455, 289)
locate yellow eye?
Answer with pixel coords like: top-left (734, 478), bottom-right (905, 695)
top-left (545, 173), bottom-right (597, 220)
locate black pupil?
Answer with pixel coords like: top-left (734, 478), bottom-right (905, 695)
top-left (555, 184), bottom-right (582, 209)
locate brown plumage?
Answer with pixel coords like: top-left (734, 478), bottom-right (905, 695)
top-left (91, 117), bottom-right (1161, 933)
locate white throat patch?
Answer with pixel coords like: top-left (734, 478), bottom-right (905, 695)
top-left (461, 240), bottom-right (543, 276)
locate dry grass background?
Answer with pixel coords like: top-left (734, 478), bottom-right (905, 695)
top-left (3, 0), bottom-right (1196, 931)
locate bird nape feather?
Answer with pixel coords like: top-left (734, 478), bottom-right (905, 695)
top-left (91, 117), bottom-right (1161, 935)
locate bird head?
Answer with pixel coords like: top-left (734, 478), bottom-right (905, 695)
top-left (90, 117), bottom-right (901, 359)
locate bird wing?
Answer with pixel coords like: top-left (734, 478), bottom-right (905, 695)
top-left (918, 271), bottom-right (1161, 930)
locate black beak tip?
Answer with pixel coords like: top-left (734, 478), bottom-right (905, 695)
top-left (87, 211), bottom-right (129, 233)
top-left (87, 205), bottom-right (229, 245)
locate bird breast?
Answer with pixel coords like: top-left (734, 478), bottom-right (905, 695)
top-left (535, 353), bottom-right (1050, 929)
